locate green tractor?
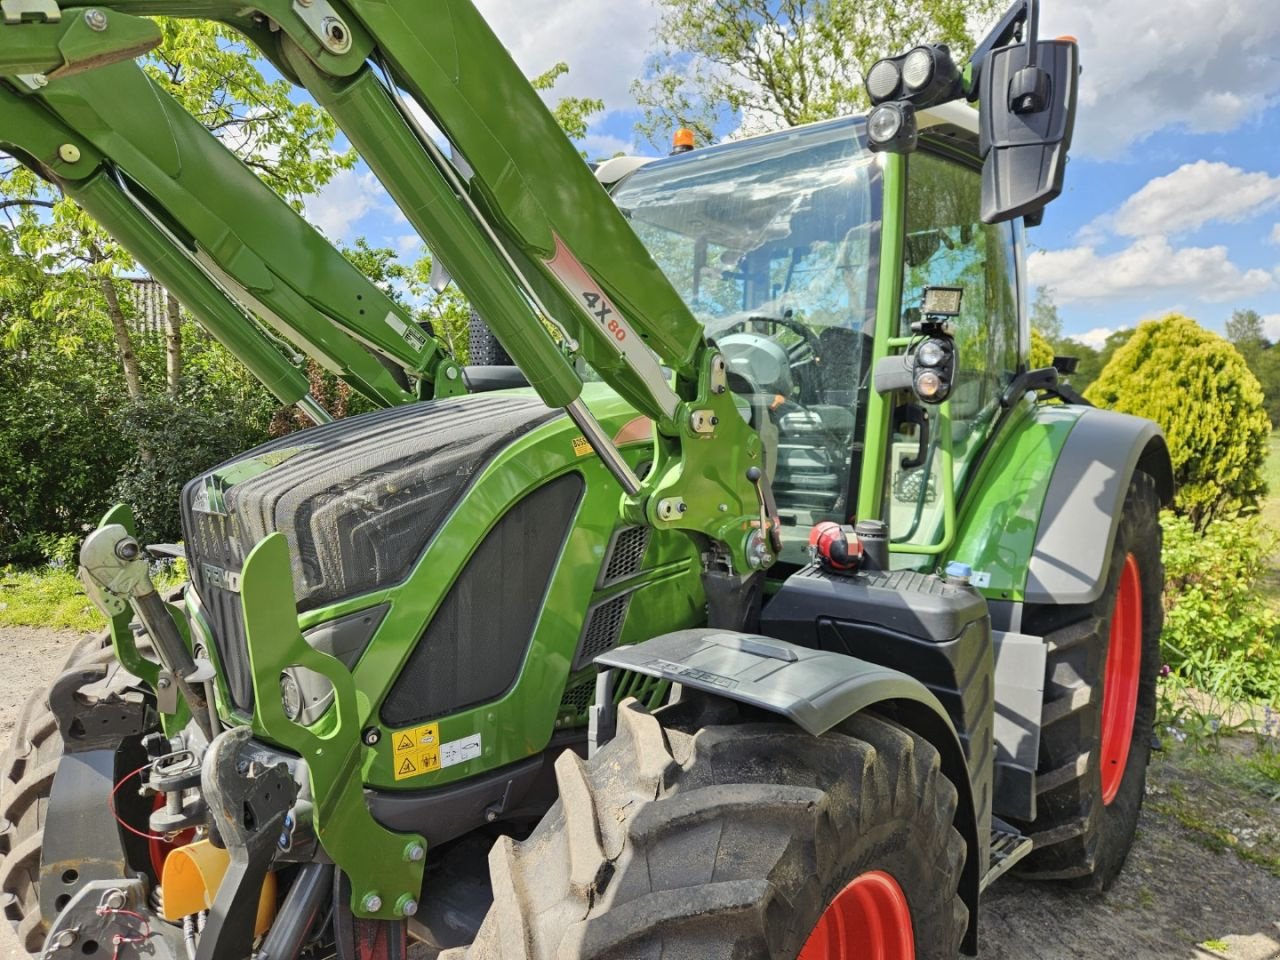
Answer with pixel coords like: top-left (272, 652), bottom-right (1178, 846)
top-left (0, 0), bottom-right (1172, 957)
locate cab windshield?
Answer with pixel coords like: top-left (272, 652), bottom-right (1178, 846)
top-left (612, 119), bottom-right (881, 562)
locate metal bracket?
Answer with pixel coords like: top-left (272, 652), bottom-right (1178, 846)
top-left (291, 0), bottom-right (351, 54)
top-left (1, 0), bottom-right (59, 23)
top-left (587, 669), bottom-right (617, 758)
top-left (47, 663), bottom-right (149, 753)
top-left (195, 726), bottom-right (298, 960)
top-left (41, 880), bottom-right (184, 960)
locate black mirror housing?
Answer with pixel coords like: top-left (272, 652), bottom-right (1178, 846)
top-left (978, 38), bottom-right (1078, 224)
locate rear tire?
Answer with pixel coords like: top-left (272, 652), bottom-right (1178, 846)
top-left (1013, 471), bottom-right (1163, 888)
top-left (447, 697), bottom-right (968, 959)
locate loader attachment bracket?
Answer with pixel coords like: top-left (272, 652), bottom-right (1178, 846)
top-left (239, 532), bottom-right (427, 920)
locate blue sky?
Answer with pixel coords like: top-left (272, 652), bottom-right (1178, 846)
top-left (302, 0), bottom-right (1280, 349)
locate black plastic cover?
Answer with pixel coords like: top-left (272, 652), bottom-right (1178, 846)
top-left (978, 39), bottom-right (1078, 224)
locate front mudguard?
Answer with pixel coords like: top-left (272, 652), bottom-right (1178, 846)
top-left (594, 628), bottom-right (984, 956)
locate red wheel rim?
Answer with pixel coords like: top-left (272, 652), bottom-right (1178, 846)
top-left (798, 870), bottom-right (915, 960)
top-left (1100, 553), bottom-right (1143, 806)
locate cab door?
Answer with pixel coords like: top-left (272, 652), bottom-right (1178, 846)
top-left (888, 148), bottom-right (1023, 557)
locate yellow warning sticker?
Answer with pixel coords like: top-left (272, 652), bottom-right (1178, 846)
top-left (571, 436), bottom-right (593, 458)
top-left (392, 722), bottom-right (441, 780)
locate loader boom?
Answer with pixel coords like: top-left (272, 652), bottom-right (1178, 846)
top-left (2, 0), bottom-right (779, 577)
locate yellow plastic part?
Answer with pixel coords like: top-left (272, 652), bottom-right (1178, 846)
top-left (160, 840), bottom-right (278, 936)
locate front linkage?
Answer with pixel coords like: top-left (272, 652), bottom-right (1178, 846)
top-left (76, 506), bottom-right (426, 956)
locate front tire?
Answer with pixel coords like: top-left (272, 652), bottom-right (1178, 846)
top-left (448, 697), bottom-right (968, 959)
top-left (1013, 471), bottom-right (1163, 888)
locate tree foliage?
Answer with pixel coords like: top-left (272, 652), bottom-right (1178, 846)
top-left (1084, 315), bottom-right (1270, 530)
top-left (1030, 286), bottom-right (1062, 341)
top-left (633, 0), bottom-right (1002, 146)
top-left (1161, 512), bottom-right (1280, 703)
top-left (1029, 329), bottom-right (1054, 369)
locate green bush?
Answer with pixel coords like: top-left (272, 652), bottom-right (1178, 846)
top-left (109, 395), bottom-right (272, 545)
top-left (1161, 511), bottom-right (1280, 703)
top-left (1030, 329), bottom-right (1055, 369)
top-left (1085, 315), bottom-right (1270, 530)
top-left (0, 351), bottom-right (129, 565)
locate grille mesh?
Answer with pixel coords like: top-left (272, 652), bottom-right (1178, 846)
top-left (572, 592), bottom-right (633, 671)
top-left (599, 527), bottom-right (650, 586)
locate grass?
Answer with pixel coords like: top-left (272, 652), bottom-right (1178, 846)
top-left (0, 562), bottom-right (185, 633)
top-left (0, 565), bottom-right (107, 632)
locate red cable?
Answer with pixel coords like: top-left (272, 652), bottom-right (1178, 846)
top-left (107, 763), bottom-right (169, 842)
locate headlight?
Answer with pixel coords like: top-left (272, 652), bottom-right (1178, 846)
top-left (281, 671), bottom-right (303, 722)
top-left (866, 59), bottom-right (901, 103)
top-left (902, 47), bottom-right (935, 91)
top-left (914, 369), bottom-right (946, 401)
top-left (868, 104), bottom-right (903, 142)
top-left (917, 339), bottom-right (948, 368)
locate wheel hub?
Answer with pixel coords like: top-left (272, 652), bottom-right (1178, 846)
top-left (798, 869), bottom-right (915, 960)
top-left (1100, 552), bottom-right (1143, 805)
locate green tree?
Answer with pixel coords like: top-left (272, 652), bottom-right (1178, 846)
top-left (1084, 315), bottom-right (1270, 530)
top-left (633, 0), bottom-right (1002, 146)
top-left (1030, 286), bottom-right (1062, 340)
top-left (0, 21), bottom-right (352, 400)
top-left (532, 62), bottom-right (605, 147)
top-left (1029, 329), bottom-right (1054, 369)
top-left (1225, 307), bottom-right (1268, 372)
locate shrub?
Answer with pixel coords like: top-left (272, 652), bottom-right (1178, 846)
top-left (1085, 315), bottom-right (1270, 530)
top-left (110, 395), bottom-right (272, 545)
top-left (1161, 512), bottom-right (1280, 703)
top-left (1030, 329), bottom-right (1055, 369)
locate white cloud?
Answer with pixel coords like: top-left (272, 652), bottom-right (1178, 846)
top-left (472, 0), bottom-right (659, 117)
top-left (1028, 235), bottom-right (1275, 304)
top-left (1106, 162), bottom-right (1280, 238)
top-left (394, 234), bottom-right (422, 256)
top-left (1069, 327), bottom-right (1122, 350)
top-left (1040, 1), bottom-right (1280, 159)
top-left (1265, 314), bottom-right (1280, 341)
top-left (303, 169), bottom-right (388, 241)
top-left (582, 132), bottom-right (634, 160)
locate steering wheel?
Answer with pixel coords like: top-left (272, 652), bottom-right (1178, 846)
top-left (722, 314), bottom-right (823, 364)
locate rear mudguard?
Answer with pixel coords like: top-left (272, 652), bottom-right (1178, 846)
top-left (948, 401), bottom-right (1173, 608)
top-left (595, 628), bottom-right (983, 956)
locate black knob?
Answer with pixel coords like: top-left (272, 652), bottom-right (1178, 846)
top-left (746, 466), bottom-right (762, 483)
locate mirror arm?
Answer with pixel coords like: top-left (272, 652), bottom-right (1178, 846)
top-left (965, 0), bottom-right (1033, 98)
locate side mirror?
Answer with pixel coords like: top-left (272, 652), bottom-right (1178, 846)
top-left (978, 39), bottom-right (1078, 224)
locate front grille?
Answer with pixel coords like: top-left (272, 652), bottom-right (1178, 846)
top-left (185, 510), bottom-right (254, 711)
top-left (180, 395), bottom-right (562, 716)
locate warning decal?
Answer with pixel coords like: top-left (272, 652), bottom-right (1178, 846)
top-left (392, 722), bottom-right (441, 780)
top-left (571, 436), bottom-right (593, 458)
top-left (391, 724), bottom-right (483, 781)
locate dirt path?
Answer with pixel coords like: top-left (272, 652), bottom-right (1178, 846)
top-left (1, 626), bottom-right (1277, 960)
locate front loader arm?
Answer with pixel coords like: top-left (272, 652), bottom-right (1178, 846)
top-left (2, 2), bottom-right (778, 578)
top-left (0, 11), bottom-right (468, 409)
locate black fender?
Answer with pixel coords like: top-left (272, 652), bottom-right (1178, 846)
top-left (1025, 408), bottom-right (1173, 605)
top-left (596, 628), bottom-right (983, 955)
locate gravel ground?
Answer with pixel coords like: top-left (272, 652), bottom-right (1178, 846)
top-left (1, 625), bottom-right (1277, 960)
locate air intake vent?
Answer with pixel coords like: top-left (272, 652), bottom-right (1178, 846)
top-left (558, 679), bottom-right (595, 718)
top-left (599, 526), bottom-right (650, 586)
top-left (572, 591), bottom-right (633, 671)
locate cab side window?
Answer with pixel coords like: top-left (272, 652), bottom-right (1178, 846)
top-left (890, 150), bottom-right (1021, 549)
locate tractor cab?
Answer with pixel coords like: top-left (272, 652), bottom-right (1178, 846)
top-left (608, 102), bottom-right (1023, 567)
